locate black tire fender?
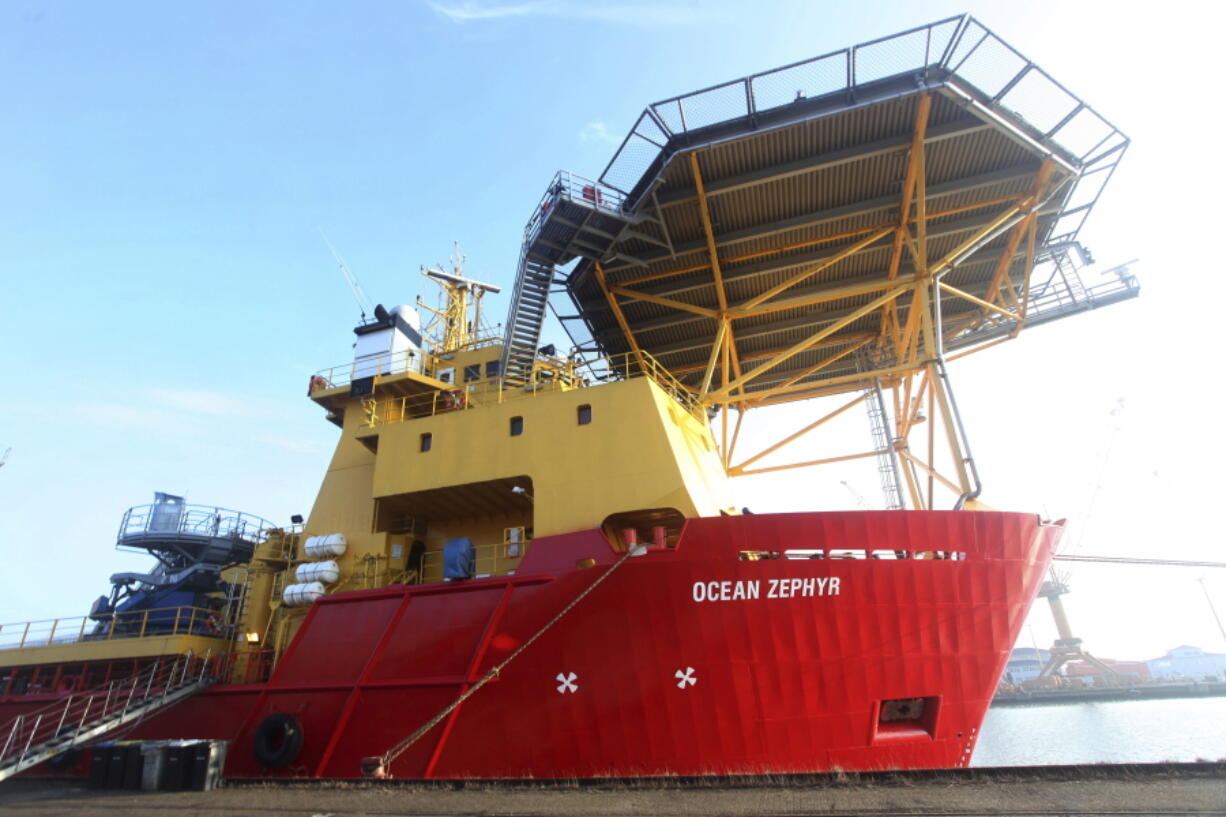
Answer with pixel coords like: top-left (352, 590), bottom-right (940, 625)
top-left (252, 713), bottom-right (303, 768)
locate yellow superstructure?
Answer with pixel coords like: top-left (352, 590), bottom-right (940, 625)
top-left (243, 265), bottom-right (735, 651)
top-left (297, 343), bottom-right (733, 584)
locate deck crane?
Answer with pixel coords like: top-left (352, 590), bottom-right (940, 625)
top-left (1036, 398), bottom-right (1129, 680)
top-left (1035, 570), bottom-right (1120, 680)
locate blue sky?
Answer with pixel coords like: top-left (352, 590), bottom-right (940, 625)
top-left (1, 0), bottom-right (1223, 662)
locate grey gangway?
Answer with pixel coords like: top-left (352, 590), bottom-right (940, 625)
top-left (0, 652), bottom-right (219, 781)
top-left (499, 171), bottom-right (643, 387)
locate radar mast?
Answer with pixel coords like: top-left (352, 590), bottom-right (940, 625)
top-left (418, 241), bottom-right (502, 356)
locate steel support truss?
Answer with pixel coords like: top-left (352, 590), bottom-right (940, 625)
top-left (590, 93), bottom-right (1069, 509)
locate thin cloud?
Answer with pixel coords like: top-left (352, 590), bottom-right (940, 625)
top-left (429, 1), bottom-right (701, 26)
top-left (75, 388), bottom-right (277, 427)
top-left (148, 388), bottom-right (259, 418)
top-left (579, 121), bottom-right (621, 145)
top-left (430, 0), bottom-right (547, 20)
top-left (256, 434), bottom-right (328, 456)
top-left (76, 402), bottom-right (186, 434)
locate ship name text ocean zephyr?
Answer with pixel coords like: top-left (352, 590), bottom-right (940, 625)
top-left (691, 578), bottom-right (842, 603)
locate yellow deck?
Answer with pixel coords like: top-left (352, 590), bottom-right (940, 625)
top-left (0, 634), bottom-right (229, 670)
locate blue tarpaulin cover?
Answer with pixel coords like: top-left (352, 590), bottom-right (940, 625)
top-left (443, 537), bottom-right (475, 579)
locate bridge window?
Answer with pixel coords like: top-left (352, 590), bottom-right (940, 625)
top-left (510, 416), bottom-right (524, 436)
top-left (464, 364), bottom-right (481, 383)
top-left (420, 433), bottom-right (432, 452)
top-left (486, 360), bottom-right (501, 378)
top-left (577, 404), bottom-right (592, 425)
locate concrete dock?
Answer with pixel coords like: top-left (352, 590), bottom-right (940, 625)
top-left (1, 763), bottom-right (1224, 816)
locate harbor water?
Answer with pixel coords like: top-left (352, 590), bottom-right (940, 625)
top-left (972, 696), bottom-right (1226, 766)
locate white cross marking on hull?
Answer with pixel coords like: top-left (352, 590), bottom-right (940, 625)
top-left (556, 672), bottom-right (578, 694)
top-left (675, 667), bottom-right (696, 689)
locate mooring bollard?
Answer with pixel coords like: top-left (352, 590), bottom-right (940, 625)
top-left (359, 756), bottom-right (388, 779)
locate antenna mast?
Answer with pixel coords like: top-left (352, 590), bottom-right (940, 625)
top-left (319, 228), bottom-right (375, 322)
top-left (418, 243), bottom-right (501, 355)
top-left (452, 242), bottom-right (483, 334)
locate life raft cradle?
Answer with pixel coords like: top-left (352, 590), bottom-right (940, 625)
top-left (366, 547), bottom-right (638, 777)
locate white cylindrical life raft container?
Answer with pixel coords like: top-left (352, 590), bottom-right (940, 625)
top-left (295, 560), bottom-right (340, 585)
top-left (282, 581), bottom-right (326, 607)
top-left (304, 533), bottom-right (347, 559)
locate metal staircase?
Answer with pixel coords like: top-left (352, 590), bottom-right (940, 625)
top-left (0, 652), bottom-right (218, 781)
top-left (500, 171), bottom-right (637, 387)
top-left (1051, 250), bottom-right (1088, 307)
top-left (501, 251), bottom-right (556, 387)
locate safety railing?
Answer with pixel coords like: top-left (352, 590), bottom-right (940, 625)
top-left (599, 14), bottom-right (1127, 243)
top-left (941, 255), bottom-right (1139, 353)
top-left (420, 540), bottom-right (529, 582)
top-left (358, 349), bottom-right (702, 430)
top-left (222, 649), bottom-right (276, 685)
top-left (0, 649), bottom-right (273, 779)
top-left (739, 549), bottom-right (967, 561)
top-left (361, 388), bottom-right (477, 427)
top-left (118, 503), bottom-right (274, 548)
top-left (273, 543), bottom-right (526, 595)
top-left (253, 531), bottom-right (297, 563)
top-left (0, 606), bottom-right (232, 651)
top-left (1025, 274), bottom-right (1136, 320)
top-left (340, 554), bottom-right (400, 593)
top-left (0, 652), bottom-right (208, 771)
top-left (312, 334), bottom-right (504, 394)
top-left (524, 169), bottom-right (629, 244)
top-left (1026, 258), bottom-right (1139, 316)
top-left (580, 349), bottom-right (700, 413)
top-left (0, 650), bottom-right (274, 698)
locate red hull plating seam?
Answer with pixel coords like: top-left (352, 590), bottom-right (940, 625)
top-left (23, 511), bottom-right (1061, 778)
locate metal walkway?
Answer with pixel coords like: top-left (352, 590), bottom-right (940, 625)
top-left (0, 652), bottom-right (218, 781)
top-left (945, 250), bottom-right (1138, 352)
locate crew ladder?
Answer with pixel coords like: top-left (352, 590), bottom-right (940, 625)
top-left (0, 652), bottom-right (217, 781)
top-left (865, 379), bottom-right (905, 511)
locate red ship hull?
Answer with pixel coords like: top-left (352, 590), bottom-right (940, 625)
top-left (6, 510), bottom-right (1060, 778)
